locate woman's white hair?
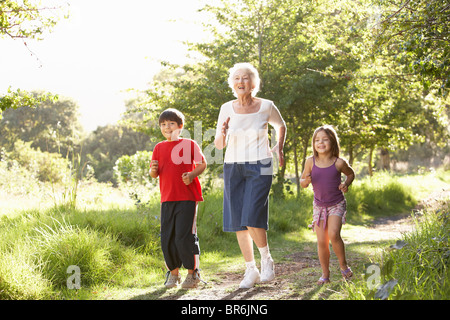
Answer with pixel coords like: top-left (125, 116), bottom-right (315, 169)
top-left (228, 62), bottom-right (261, 98)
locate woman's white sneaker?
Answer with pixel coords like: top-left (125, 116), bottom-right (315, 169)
top-left (239, 267), bottom-right (260, 289)
top-left (260, 256), bottom-right (275, 282)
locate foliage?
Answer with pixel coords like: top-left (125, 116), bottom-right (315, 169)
top-left (0, 0), bottom-right (67, 120)
top-left (114, 150), bottom-right (153, 186)
top-left (81, 123), bottom-right (153, 184)
top-left (114, 150), bottom-right (158, 206)
top-left (0, 0), bottom-right (68, 40)
top-left (125, 0), bottom-right (449, 189)
top-left (0, 94), bottom-right (83, 157)
top-left (373, 0), bottom-right (450, 95)
top-left (2, 139), bottom-right (70, 183)
top-left (0, 87), bottom-right (58, 119)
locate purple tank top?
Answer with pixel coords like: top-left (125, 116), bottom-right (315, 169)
top-left (311, 157), bottom-right (344, 207)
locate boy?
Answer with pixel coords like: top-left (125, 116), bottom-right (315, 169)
top-left (150, 108), bottom-right (207, 289)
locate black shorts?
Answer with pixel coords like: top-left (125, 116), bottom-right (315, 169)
top-left (160, 201), bottom-right (200, 271)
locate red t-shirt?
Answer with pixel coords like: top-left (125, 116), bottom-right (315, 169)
top-left (151, 138), bottom-right (204, 203)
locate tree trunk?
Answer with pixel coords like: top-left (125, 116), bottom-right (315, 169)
top-left (368, 147), bottom-right (374, 177)
top-left (380, 148), bottom-right (390, 171)
top-left (348, 143), bottom-right (354, 167)
top-left (293, 141), bottom-right (300, 198)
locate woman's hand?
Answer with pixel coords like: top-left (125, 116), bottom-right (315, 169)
top-left (271, 143), bottom-right (285, 167)
top-left (222, 117), bottom-right (230, 136)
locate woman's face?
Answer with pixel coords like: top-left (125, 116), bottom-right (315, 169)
top-left (233, 69), bottom-right (254, 97)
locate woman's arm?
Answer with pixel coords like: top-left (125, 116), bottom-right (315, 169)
top-left (214, 116), bottom-right (230, 150)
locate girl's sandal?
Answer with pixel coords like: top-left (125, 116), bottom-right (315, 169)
top-left (317, 277), bottom-right (330, 285)
top-left (341, 267), bottom-right (353, 281)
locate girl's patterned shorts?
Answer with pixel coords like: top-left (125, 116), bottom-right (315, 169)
top-left (309, 199), bottom-right (347, 232)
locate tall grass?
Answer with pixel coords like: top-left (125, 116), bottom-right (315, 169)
top-left (345, 197), bottom-right (449, 299)
top-left (345, 171), bottom-right (417, 223)
top-left (0, 170), bottom-right (448, 299)
top-left (0, 205), bottom-right (163, 299)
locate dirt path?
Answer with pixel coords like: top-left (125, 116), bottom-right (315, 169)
top-left (154, 218), bottom-right (416, 301)
top-left (133, 189), bottom-right (448, 301)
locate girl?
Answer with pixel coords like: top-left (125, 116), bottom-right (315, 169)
top-left (300, 125), bottom-right (355, 285)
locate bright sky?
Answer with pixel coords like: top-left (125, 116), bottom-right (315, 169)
top-left (0, 0), bottom-right (214, 132)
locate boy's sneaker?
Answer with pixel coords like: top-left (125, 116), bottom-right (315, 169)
top-left (181, 270), bottom-right (201, 289)
top-left (239, 267), bottom-right (261, 289)
top-left (260, 256), bottom-right (275, 282)
top-left (164, 271), bottom-right (181, 288)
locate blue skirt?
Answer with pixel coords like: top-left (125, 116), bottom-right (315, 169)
top-left (223, 159), bottom-right (273, 232)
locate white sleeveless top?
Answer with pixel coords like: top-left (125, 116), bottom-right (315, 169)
top-left (215, 98), bottom-right (285, 163)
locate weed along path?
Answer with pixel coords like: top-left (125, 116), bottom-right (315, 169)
top-left (125, 198), bottom-right (440, 301)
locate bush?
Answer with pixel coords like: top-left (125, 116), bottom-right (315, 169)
top-left (6, 140), bottom-right (70, 183)
top-left (114, 150), bottom-right (158, 205)
top-left (114, 150), bottom-right (154, 186)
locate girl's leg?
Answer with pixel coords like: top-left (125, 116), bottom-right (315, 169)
top-left (315, 219), bottom-right (330, 280)
top-left (327, 215), bottom-right (349, 271)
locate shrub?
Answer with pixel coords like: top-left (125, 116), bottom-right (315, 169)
top-left (114, 150), bottom-right (158, 206)
top-left (6, 140), bottom-right (70, 183)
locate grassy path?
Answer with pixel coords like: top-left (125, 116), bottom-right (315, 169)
top-left (100, 210), bottom-right (417, 300)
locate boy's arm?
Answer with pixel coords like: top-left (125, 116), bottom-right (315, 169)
top-left (182, 161), bottom-right (207, 185)
top-left (149, 160), bottom-right (159, 179)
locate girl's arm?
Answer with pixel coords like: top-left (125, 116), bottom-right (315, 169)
top-left (300, 157), bottom-right (313, 188)
top-left (337, 158), bottom-right (355, 193)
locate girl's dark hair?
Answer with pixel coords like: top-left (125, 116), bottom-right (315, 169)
top-left (158, 108), bottom-right (185, 126)
top-left (312, 125), bottom-right (340, 158)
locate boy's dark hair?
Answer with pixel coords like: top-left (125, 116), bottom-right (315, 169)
top-left (158, 108), bottom-right (185, 127)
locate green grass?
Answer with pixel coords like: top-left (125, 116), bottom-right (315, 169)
top-left (345, 197), bottom-right (450, 300)
top-left (0, 169), bottom-right (448, 299)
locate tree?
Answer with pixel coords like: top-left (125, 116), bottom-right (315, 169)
top-left (81, 123), bottom-right (152, 184)
top-left (373, 0), bottom-right (450, 95)
top-left (0, 94), bottom-right (83, 157)
top-left (127, 0), bottom-right (448, 185)
top-left (0, 0), bottom-right (68, 117)
top-left (0, 87), bottom-right (58, 119)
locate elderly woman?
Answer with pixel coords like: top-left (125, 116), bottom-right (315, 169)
top-left (214, 63), bottom-right (286, 289)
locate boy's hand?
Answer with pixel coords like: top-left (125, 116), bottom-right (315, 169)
top-left (182, 172), bottom-right (193, 185)
top-left (149, 160), bottom-right (158, 177)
